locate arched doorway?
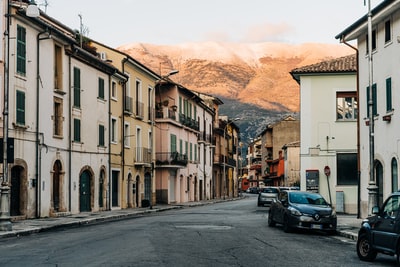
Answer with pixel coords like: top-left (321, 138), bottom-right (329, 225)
top-left (10, 166), bottom-right (23, 216)
top-left (144, 172), bottom-right (151, 205)
top-left (80, 170), bottom-right (91, 212)
top-left (135, 175), bottom-right (140, 207)
top-left (53, 160), bottom-right (62, 212)
top-left (375, 161), bottom-right (384, 207)
top-left (99, 169), bottom-right (105, 209)
top-left (127, 173), bottom-right (133, 208)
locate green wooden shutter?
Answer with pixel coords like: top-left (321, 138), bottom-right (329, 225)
top-left (73, 67), bottom-right (81, 107)
top-left (170, 134), bottom-right (177, 152)
top-left (98, 78), bottom-right (105, 99)
top-left (74, 118), bottom-right (81, 142)
top-left (99, 124), bottom-right (105, 146)
top-left (16, 91), bottom-right (25, 125)
top-left (16, 26), bottom-right (26, 75)
top-left (386, 78), bottom-right (392, 112)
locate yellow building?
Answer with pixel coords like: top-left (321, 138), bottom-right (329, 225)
top-left (90, 41), bottom-right (159, 208)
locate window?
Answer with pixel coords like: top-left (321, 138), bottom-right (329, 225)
top-left (53, 97), bottom-right (63, 136)
top-left (385, 19), bottom-right (391, 43)
top-left (98, 77), bottom-right (105, 100)
top-left (337, 153), bottom-right (358, 185)
top-left (366, 29), bottom-right (377, 53)
top-left (16, 90), bottom-right (25, 125)
top-left (367, 84), bottom-right (377, 117)
top-left (16, 25), bottom-right (26, 75)
top-left (73, 67), bottom-right (81, 108)
top-left (170, 134), bottom-right (177, 153)
top-left (54, 45), bottom-right (63, 90)
top-left (98, 124), bottom-right (105, 147)
top-left (111, 118), bottom-right (117, 143)
top-left (111, 81), bottom-right (117, 99)
top-left (194, 144), bottom-right (197, 161)
top-left (386, 78), bottom-right (392, 112)
top-left (73, 118), bottom-right (81, 142)
top-left (124, 123), bottom-right (130, 147)
top-left (190, 143), bottom-right (193, 161)
top-left (392, 158), bottom-right (398, 192)
top-left (336, 92), bottom-right (357, 120)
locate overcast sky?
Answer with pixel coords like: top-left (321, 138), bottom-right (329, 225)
top-left (45, 0), bottom-right (381, 48)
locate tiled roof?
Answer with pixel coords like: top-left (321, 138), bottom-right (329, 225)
top-left (290, 54), bottom-right (357, 75)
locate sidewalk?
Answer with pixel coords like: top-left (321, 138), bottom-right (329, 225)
top-left (0, 199), bottom-right (363, 240)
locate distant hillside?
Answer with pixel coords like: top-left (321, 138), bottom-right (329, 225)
top-left (118, 42), bottom-right (354, 139)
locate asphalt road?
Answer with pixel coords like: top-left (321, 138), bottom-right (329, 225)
top-left (0, 195), bottom-right (397, 267)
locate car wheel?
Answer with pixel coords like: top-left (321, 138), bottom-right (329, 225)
top-left (357, 233), bottom-right (377, 262)
top-left (268, 210), bottom-right (276, 227)
top-left (396, 244), bottom-right (400, 265)
top-left (283, 215), bottom-right (292, 233)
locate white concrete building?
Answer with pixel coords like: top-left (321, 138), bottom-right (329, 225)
top-left (291, 54), bottom-right (358, 214)
top-left (336, 0), bottom-right (400, 217)
top-left (1, 2), bottom-right (123, 218)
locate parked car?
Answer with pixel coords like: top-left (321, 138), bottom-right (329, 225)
top-left (246, 187), bottom-right (260, 194)
top-left (258, 187), bottom-right (280, 206)
top-left (356, 192), bottom-right (400, 264)
top-left (268, 190), bottom-right (337, 234)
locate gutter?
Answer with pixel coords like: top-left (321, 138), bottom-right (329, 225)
top-left (340, 37), bottom-right (361, 219)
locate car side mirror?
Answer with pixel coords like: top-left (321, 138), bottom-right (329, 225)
top-left (372, 206), bottom-right (379, 215)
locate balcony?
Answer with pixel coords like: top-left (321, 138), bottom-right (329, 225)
top-left (156, 152), bottom-right (188, 167)
top-left (134, 147), bottom-right (152, 165)
top-left (124, 96), bottom-right (133, 114)
top-left (135, 101), bottom-right (144, 120)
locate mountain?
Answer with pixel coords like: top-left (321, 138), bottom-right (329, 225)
top-left (117, 42), bottom-right (354, 141)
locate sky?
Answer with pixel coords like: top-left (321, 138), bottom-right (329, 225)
top-left (43, 0), bottom-right (381, 48)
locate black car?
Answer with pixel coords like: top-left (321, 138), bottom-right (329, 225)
top-left (268, 190), bottom-right (337, 234)
top-left (357, 192), bottom-right (400, 264)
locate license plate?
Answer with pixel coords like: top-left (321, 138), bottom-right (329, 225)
top-left (311, 224), bottom-right (322, 229)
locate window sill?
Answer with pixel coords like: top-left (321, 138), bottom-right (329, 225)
top-left (12, 122), bottom-right (29, 130)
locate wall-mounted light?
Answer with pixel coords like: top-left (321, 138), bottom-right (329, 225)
top-left (26, 1), bottom-right (40, 17)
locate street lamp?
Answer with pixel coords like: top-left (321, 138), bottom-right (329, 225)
top-left (366, 0), bottom-right (378, 214)
top-left (223, 118), bottom-right (240, 200)
top-left (0, 0), bottom-right (39, 231)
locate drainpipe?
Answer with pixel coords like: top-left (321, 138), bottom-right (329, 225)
top-left (341, 36), bottom-right (360, 218)
top-left (36, 30), bottom-right (51, 218)
top-left (68, 54), bottom-right (72, 212)
top-left (121, 58), bottom-right (128, 209)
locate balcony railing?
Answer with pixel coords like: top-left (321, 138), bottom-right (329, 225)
top-left (124, 96), bottom-right (133, 114)
top-left (134, 147), bottom-right (152, 164)
top-left (136, 101), bottom-right (144, 119)
top-left (156, 152), bottom-right (188, 166)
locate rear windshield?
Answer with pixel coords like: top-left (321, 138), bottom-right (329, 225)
top-left (262, 188), bottom-right (279, 193)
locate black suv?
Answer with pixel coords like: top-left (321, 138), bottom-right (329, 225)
top-left (357, 192), bottom-right (400, 264)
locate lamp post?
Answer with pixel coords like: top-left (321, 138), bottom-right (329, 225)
top-left (366, 0), bottom-right (378, 214)
top-left (0, 0), bottom-right (39, 231)
top-left (222, 118), bottom-right (239, 200)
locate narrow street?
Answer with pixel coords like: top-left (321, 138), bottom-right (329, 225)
top-left (0, 195), bottom-right (396, 267)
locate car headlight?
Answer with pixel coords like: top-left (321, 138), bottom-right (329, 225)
top-left (288, 206), bottom-right (302, 216)
top-left (331, 209), bottom-right (336, 217)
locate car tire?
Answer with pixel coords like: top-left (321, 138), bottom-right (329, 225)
top-left (357, 233), bottom-right (377, 262)
top-left (268, 210), bottom-right (276, 227)
top-left (396, 244), bottom-right (400, 265)
top-left (283, 215), bottom-right (292, 233)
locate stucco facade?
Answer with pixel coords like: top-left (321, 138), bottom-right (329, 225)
top-left (291, 55), bottom-right (358, 214)
top-left (336, 0), bottom-right (400, 217)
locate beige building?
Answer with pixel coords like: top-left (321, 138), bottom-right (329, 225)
top-left (90, 41), bottom-right (159, 209)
